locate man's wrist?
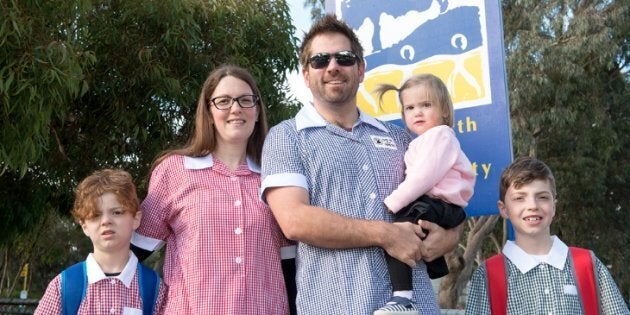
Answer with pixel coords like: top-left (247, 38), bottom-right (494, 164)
top-left (372, 220), bottom-right (393, 249)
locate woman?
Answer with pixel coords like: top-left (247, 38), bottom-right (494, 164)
top-left (131, 65), bottom-right (290, 314)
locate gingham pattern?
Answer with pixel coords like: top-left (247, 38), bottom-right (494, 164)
top-left (466, 248), bottom-right (629, 315)
top-left (35, 260), bottom-right (166, 315)
top-left (136, 155), bottom-right (289, 314)
top-left (261, 106), bottom-right (440, 315)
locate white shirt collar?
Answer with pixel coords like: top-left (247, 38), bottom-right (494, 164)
top-left (502, 235), bottom-right (568, 273)
top-left (85, 251), bottom-right (138, 288)
top-left (183, 153), bottom-right (260, 173)
top-left (295, 102), bottom-right (388, 132)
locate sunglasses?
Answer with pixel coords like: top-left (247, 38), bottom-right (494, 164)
top-left (308, 50), bottom-right (359, 69)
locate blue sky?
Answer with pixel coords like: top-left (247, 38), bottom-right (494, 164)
top-left (288, 0), bottom-right (313, 36)
top-left (287, 0), bottom-right (313, 105)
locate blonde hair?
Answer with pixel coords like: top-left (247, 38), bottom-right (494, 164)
top-left (373, 73), bottom-right (454, 127)
top-left (72, 169), bottom-right (139, 223)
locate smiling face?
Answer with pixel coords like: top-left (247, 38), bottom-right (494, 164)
top-left (302, 32), bottom-right (365, 109)
top-left (498, 179), bottom-right (556, 242)
top-left (81, 192), bottom-right (140, 256)
top-left (209, 76), bottom-right (259, 148)
top-left (400, 84), bottom-right (446, 136)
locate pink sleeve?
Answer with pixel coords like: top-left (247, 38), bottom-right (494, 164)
top-left (136, 156), bottom-right (178, 241)
top-left (34, 274), bottom-right (62, 315)
top-left (384, 126), bottom-right (460, 213)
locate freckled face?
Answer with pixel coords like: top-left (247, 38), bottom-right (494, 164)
top-left (81, 192), bottom-right (140, 255)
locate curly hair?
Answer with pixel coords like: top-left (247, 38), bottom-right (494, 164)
top-left (71, 169), bottom-right (139, 223)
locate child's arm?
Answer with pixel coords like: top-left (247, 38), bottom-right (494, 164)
top-left (384, 126), bottom-right (461, 212)
top-left (33, 274), bottom-right (62, 315)
top-left (465, 263), bottom-right (492, 315)
top-left (593, 253), bottom-right (630, 314)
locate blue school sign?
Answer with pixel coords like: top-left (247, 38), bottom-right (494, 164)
top-left (325, 0), bottom-right (513, 217)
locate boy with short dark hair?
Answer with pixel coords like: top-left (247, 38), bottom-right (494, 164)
top-left (35, 169), bottom-right (166, 315)
top-left (466, 157), bottom-right (628, 314)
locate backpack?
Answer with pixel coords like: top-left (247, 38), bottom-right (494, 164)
top-left (485, 247), bottom-right (599, 315)
top-left (60, 261), bottom-right (159, 315)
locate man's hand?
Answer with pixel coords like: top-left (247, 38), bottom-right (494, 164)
top-left (380, 222), bottom-right (425, 267)
top-left (418, 220), bottom-right (463, 262)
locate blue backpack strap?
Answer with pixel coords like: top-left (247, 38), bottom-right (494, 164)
top-left (61, 261), bottom-right (87, 315)
top-left (137, 263), bottom-right (159, 315)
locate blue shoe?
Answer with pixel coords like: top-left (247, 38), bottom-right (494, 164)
top-left (373, 296), bottom-right (419, 315)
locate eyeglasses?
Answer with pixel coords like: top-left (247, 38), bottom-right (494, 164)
top-left (210, 95), bottom-right (259, 110)
top-left (308, 50), bottom-right (359, 69)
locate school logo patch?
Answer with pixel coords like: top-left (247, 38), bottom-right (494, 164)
top-left (370, 135), bottom-right (397, 150)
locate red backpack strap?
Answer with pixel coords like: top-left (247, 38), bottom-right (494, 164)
top-left (569, 247), bottom-right (599, 315)
top-left (485, 254), bottom-right (507, 315)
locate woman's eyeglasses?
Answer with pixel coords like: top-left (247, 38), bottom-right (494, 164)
top-left (308, 50), bottom-right (359, 69)
top-left (210, 95), bottom-right (259, 110)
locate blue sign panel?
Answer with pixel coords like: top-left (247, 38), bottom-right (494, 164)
top-left (326, 0), bottom-right (513, 216)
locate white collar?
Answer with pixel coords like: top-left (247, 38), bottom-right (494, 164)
top-left (183, 153), bottom-right (260, 173)
top-left (502, 235), bottom-right (568, 273)
top-left (85, 251), bottom-right (138, 288)
top-left (295, 102), bottom-right (388, 132)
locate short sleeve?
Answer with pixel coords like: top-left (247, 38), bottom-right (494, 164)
top-left (136, 156), bottom-right (180, 243)
top-left (34, 274), bottom-right (62, 315)
top-left (593, 253), bottom-right (630, 314)
top-left (261, 120), bottom-right (308, 200)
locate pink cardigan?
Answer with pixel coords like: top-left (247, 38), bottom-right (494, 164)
top-left (384, 125), bottom-right (476, 213)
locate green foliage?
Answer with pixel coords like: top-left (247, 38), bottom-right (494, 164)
top-left (503, 0), bottom-right (629, 298)
top-left (0, 211), bottom-right (90, 298)
top-left (303, 0), bottom-right (325, 21)
top-left (0, 0), bottom-right (299, 229)
top-left (1, 0), bottom-right (95, 176)
top-left (0, 172), bottom-right (51, 245)
top-left (1, 0), bottom-right (300, 297)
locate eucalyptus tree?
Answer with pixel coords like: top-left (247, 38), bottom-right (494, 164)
top-left (501, 0), bottom-right (629, 299)
top-left (1, 0), bottom-right (300, 296)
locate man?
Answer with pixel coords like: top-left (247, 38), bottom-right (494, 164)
top-left (261, 14), bottom-right (462, 315)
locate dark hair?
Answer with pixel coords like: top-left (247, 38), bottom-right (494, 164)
top-left (72, 169), bottom-right (139, 223)
top-left (299, 14), bottom-right (364, 68)
top-left (373, 73), bottom-right (454, 127)
top-left (152, 64), bottom-right (269, 169)
top-left (499, 157), bottom-right (557, 202)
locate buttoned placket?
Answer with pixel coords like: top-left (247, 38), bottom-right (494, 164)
top-left (110, 278), bottom-right (117, 315)
top-left (230, 175), bottom-right (245, 268)
top-left (537, 263), bottom-right (556, 315)
top-left (353, 129), bottom-right (382, 221)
